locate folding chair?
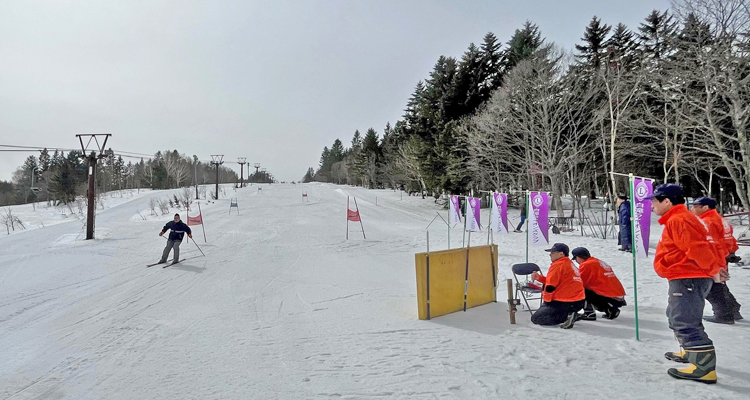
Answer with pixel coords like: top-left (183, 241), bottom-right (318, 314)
top-left (512, 263), bottom-right (543, 314)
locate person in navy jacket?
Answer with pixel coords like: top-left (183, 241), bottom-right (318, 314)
top-left (158, 213), bottom-right (192, 264)
top-left (617, 196), bottom-right (631, 252)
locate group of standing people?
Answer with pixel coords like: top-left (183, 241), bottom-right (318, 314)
top-left (523, 184), bottom-right (742, 384)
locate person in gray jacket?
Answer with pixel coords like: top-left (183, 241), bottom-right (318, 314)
top-left (158, 213), bottom-right (192, 265)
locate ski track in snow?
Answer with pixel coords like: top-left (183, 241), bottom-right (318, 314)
top-left (1, 183), bottom-right (750, 399)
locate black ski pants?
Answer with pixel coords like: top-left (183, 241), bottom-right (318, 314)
top-left (531, 300), bottom-right (585, 325)
top-left (667, 278), bottom-right (713, 349)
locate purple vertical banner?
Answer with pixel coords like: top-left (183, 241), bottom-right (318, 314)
top-left (529, 192), bottom-right (549, 246)
top-left (449, 195), bottom-right (462, 226)
top-left (466, 197), bottom-right (482, 232)
top-left (632, 178), bottom-right (653, 259)
top-left (490, 193), bottom-right (509, 234)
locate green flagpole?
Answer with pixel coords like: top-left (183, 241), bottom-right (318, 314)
top-left (629, 174), bottom-right (640, 341)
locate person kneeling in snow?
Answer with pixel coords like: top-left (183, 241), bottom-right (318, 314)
top-left (530, 243), bottom-right (586, 329)
top-left (570, 247), bottom-right (626, 321)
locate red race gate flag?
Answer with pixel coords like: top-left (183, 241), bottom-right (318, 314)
top-left (346, 196), bottom-right (366, 239)
top-left (187, 202), bottom-right (207, 242)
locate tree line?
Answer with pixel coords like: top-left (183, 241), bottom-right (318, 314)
top-left (308, 0), bottom-right (750, 215)
top-left (0, 149), bottom-right (240, 207)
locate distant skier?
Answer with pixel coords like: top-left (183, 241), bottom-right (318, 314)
top-left (514, 196), bottom-right (527, 233)
top-left (617, 195), bottom-right (632, 252)
top-left (158, 213), bottom-right (192, 265)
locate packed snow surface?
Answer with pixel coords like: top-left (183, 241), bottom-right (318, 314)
top-left (1, 183), bottom-right (749, 399)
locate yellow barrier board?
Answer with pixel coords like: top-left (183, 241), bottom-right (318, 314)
top-left (415, 244), bottom-right (498, 320)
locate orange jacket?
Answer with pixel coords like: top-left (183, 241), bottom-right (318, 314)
top-left (699, 209), bottom-right (731, 258)
top-left (578, 257), bottom-right (626, 299)
top-left (700, 209), bottom-right (739, 254)
top-left (654, 204), bottom-right (723, 280)
top-left (536, 257), bottom-right (585, 303)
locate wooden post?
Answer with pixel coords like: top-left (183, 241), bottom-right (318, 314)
top-left (507, 279), bottom-right (516, 324)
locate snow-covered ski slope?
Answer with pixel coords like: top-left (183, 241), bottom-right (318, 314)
top-left (1, 183), bottom-right (749, 399)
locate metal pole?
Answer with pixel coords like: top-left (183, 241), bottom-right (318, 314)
top-left (354, 197), bottom-right (366, 239)
top-left (215, 163), bottom-right (219, 200)
top-left (448, 211), bottom-right (451, 250)
top-left (198, 202), bottom-right (207, 242)
top-left (628, 174), bottom-right (640, 341)
top-left (86, 156), bottom-right (96, 240)
top-left (463, 230), bottom-right (471, 311)
top-left (462, 198), bottom-right (467, 247)
top-left (346, 196), bottom-right (349, 240)
top-left (426, 230), bottom-right (431, 320)
top-left (195, 163), bottom-right (199, 200)
top-left (525, 191), bottom-right (530, 264)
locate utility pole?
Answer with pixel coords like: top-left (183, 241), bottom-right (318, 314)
top-left (76, 133), bottom-right (111, 240)
top-left (210, 155), bottom-right (224, 199)
top-left (194, 161), bottom-right (200, 200)
top-left (253, 163), bottom-right (260, 183)
top-left (238, 157), bottom-right (247, 188)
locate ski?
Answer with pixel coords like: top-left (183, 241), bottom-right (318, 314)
top-left (163, 259), bottom-right (186, 268)
top-left (147, 259), bottom-right (173, 267)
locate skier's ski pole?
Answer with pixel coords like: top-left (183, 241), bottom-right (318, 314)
top-left (191, 237), bottom-right (206, 257)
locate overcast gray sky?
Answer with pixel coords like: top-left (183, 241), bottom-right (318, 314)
top-left (0, 0), bottom-right (671, 182)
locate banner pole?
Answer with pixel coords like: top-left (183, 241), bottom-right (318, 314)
top-left (463, 230), bottom-right (471, 312)
top-left (462, 198), bottom-right (467, 247)
top-left (525, 191), bottom-right (530, 264)
top-left (629, 173), bottom-right (640, 341)
top-left (448, 210), bottom-right (451, 250)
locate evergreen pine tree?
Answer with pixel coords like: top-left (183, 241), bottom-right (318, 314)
top-left (575, 16), bottom-right (612, 69)
top-left (503, 21), bottom-right (544, 73)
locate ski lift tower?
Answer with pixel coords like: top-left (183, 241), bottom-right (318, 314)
top-left (237, 157), bottom-right (247, 188)
top-left (76, 133), bottom-right (111, 240)
top-left (211, 155), bottom-right (224, 199)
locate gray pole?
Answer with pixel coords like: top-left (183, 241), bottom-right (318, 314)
top-left (86, 156), bottom-right (96, 240)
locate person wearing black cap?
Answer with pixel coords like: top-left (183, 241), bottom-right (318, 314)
top-left (691, 197), bottom-right (743, 324)
top-left (650, 184), bottom-right (723, 383)
top-left (529, 243), bottom-right (586, 329)
top-left (570, 247), bottom-right (626, 321)
top-left (616, 195), bottom-right (632, 252)
top-left (158, 213), bottom-right (193, 265)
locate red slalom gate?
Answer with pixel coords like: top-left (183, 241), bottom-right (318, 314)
top-left (346, 196), bottom-right (366, 240)
top-left (187, 202), bottom-right (207, 242)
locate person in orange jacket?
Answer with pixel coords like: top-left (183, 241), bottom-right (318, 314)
top-left (691, 197), bottom-right (743, 324)
top-left (570, 247), bottom-right (626, 321)
top-left (651, 184), bottom-right (723, 384)
top-left (529, 243), bottom-right (585, 329)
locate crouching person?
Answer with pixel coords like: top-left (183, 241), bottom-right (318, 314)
top-left (530, 243), bottom-right (585, 329)
top-left (571, 247), bottom-right (626, 321)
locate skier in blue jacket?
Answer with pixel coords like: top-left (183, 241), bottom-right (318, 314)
top-left (158, 213), bottom-right (192, 264)
top-left (616, 196), bottom-right (631, 252)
